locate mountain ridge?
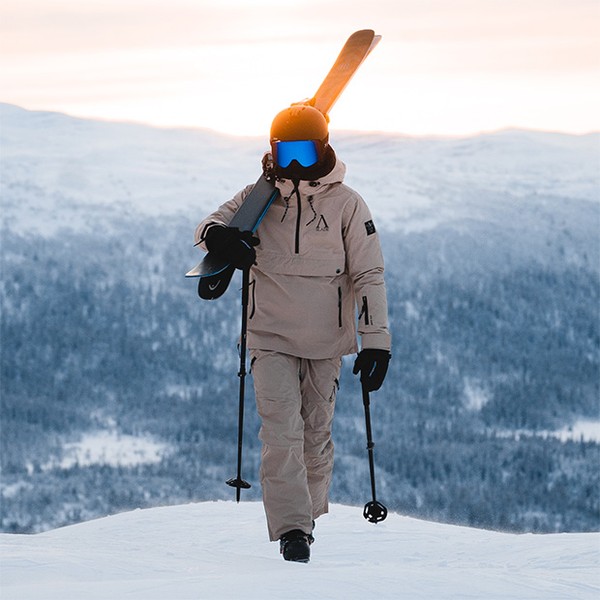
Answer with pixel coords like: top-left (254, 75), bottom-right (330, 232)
top-left (1, 102), bottom-right (598, 537)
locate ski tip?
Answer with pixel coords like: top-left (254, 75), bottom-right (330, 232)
top-left (350, 29), bottom-right (381, 42)
top-left (185, 267), bottom-right (201, 278)
top-left (350, 29), bottom-right (381, 46)
top-left (352, 29), bottom-right (375, 37)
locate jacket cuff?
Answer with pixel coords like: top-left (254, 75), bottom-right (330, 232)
top-left (360, 332), bottom-right (391, 352)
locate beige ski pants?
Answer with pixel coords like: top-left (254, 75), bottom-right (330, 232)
top-left (250, 349), bottom-right (341, 541)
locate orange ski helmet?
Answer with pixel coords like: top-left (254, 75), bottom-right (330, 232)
top-left (270, 105), bottom-right (329, 143)
top-left (269, 105), bottom-right (334, 180)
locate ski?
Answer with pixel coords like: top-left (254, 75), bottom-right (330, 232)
top-left (311, 29), bottom-right (381, 115)
top-left (187, 29), bottom-right (381, 300)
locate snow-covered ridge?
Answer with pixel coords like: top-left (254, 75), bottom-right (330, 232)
top-left (1, 103), bottom-right (598, 542)
top-left (1, 501), bottom-right (598, 600)
top-left (1, 102), bottom-right (598, 236)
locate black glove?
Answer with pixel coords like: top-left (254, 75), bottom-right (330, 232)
top-left (204, 225), bottom-right (260, 270)
top-left (352, 349), bottom-right (391, 392)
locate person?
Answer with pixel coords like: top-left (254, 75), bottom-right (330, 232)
top-left (194, 104), bottom-right (391, 563)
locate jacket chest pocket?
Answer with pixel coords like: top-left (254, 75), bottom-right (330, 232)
top-left (257, 251), bottom-right (345, 277)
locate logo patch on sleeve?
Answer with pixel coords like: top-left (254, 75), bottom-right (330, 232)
top-left (364, 220), bottom-right (376, 235)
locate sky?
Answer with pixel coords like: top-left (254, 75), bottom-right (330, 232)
top-left (1, 0), bottom-right (599, 137)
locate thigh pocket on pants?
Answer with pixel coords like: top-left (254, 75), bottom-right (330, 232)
top-left (328, 378), bottom-right (340, 402)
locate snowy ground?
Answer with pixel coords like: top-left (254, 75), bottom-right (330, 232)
top-left (1, 502), bottom-right (598, 600)
top-left (40, 430), bottom-right (170, 471)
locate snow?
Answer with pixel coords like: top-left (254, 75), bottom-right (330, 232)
top-left (1, 502), bottom-right (598, 600)
top-left (41, 430), bottom-right (170, 470)
top-left (0, 103), bottom-right (264, 236)
top-left (1, 103), bottom-right (599, 599)
top-left (553, 420), bottom-right (600, 443)
top-left (462, 377), bottom-right (491, 411)
top-left (495, 420), bottom-right (600, 444)
top-left (1, 103), bottom-right (598, 239)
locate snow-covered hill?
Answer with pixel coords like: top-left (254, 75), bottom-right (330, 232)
top-left (1, 102), bottom-right (598, 237)
top-left (0, 103), bottom-right (268, 236)
top-left (1, 501), bottom-right (598, 600)
top-left (1, 103), bottom-right (598, 542)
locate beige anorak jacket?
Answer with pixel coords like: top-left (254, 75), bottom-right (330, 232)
top-left (195, 158), bottom-right (391, 359)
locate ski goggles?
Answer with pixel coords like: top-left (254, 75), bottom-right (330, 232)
top-left (273, 140), bottom-right (319, 168)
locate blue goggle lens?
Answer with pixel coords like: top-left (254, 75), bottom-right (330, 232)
top-left (275, 140), bottom-right (319, 168)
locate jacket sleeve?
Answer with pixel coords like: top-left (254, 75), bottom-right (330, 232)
top-left (193, 185), bottom-right (253, 249)
top-left (343, 191), bottom-right (391, 352)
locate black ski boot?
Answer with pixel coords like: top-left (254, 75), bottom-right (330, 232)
top-left (279, 529), bottom-right (313, 563)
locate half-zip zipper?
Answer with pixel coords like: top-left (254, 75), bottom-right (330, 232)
top-left (293, 182), bottom-right (302, 254)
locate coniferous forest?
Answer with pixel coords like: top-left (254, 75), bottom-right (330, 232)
top-left (1, 106), bottom-right (598, 534)
top-left (1, 215), bottom-right (598, 534)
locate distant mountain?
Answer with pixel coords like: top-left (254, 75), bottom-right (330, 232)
top-left (1, 102), bottom-right (597, 235)
top-left (1, 103), bottom-right (598, 535)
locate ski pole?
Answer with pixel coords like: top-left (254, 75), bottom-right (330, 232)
top-left (226, 266), bottom-right (252, 501)
top-left (361, 379), bottom-right (388, 523)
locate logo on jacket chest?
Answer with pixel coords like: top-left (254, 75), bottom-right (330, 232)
top-left (315, 215), bottom-right (329, 232)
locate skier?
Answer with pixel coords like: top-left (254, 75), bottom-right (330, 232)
top-left (194, 105), bottom-right (391, 562)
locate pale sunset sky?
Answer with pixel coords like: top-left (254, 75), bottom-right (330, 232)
top-left (1, 0), bottom-right (598, 137)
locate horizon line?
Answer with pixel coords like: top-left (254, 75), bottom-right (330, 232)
top-left (2, 101), bottom-right (599, 140)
